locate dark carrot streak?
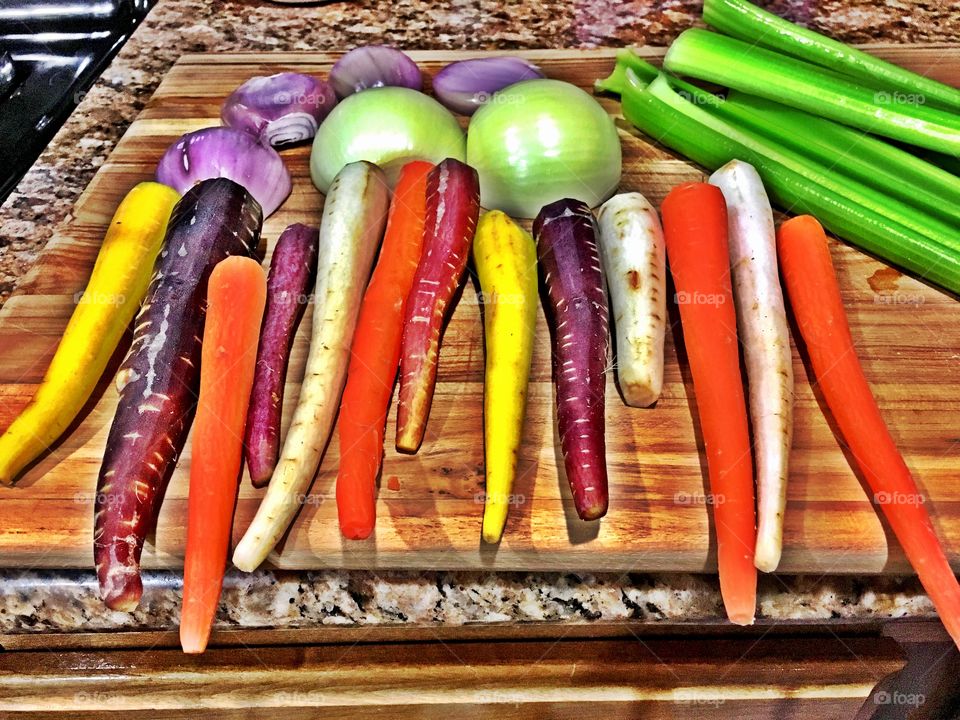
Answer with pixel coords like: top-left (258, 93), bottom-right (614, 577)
top-left (396, 158), bottom-right (480, 453)
top-left (244, 224), bottom-right (319, 487)
top-left (93, 178), bottom-right (261, 612)
top-left (533, 198), bottom-right (610, 521)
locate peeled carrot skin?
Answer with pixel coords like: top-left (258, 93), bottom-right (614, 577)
top-left (533, 199), bottom-right (610, 521)
top-left (181, 256), bottom-right (266, 654)
top-left (337, 161), bottom-right (432, 539)
top-left (396, 158), bottom-right (480, 453)
top-left (94, 179), bottom-right (261, 612)
top-left (778, 215), bottom-right (960, 648)
top-left (660, 182), bottom-right (756, 625)
top-left (245, 224), bottom-right (319, 487)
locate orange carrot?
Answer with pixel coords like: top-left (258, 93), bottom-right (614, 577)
top-left (661, 182), bottom-right (757, 626)
top-left (778, 215), bottom-right (960, 649)
top-left (180, 256), bottom-right (267, 654)
top-left (336, 160), bottom-right (433, 539)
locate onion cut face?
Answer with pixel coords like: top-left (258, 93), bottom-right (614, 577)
top-left (330, 45), bottom-right (423, 98)
top-left (466, 79), bottom-right (622, 218)
top-left (156, 126), bottom-right (292, 217)
top-left (432, 56), bottom-right (544, 115)
top-left (221, 72), bottom-right (337, 147)
top-left (310, 87), bottom-right (466, 193)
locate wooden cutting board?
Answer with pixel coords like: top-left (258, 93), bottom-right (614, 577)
top-left (1, 47), bottom-right (959, 575)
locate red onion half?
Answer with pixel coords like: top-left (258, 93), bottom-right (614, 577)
top-left (221, 72), bottom-right (337, 147)
top-left (432, 56), bottom-right (545, 115)
top-left (329, 45), bottom-right (423, 98)
top-left (156, 127), bottom-right (292, 217)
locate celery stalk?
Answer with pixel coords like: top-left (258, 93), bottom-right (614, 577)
top-left (703, 0), bottom-right (960, 113)
top-left (663, 29), bottom-right (960, 155)
top-left (645, 75), bottom-right (958, 251)
top-left (717, 92), bottom-right (960, 228)
top-left (621, 72), bottom-right (960, 295)
top-left (594, 48), bottom-right (659, 95)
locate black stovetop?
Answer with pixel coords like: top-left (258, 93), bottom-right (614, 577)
top-left (0, 0), bottom-right (155, 203)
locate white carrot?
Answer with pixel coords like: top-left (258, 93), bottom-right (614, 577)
top-left (596, 192), bottom-right (666, 408)
top-left (709, 159), bottom-right (794, 573)
top-left (232, 161), bottom-right (389, 572)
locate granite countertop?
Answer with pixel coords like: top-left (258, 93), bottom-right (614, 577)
top-left (0, 0), bottom-right (957, 635)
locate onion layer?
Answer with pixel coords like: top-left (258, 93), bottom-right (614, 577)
top-left (310, 87), bottom-right (465, 193)
top-left (221, 72), bottom-right (337, 147)
top-left (156, 126), bottom-right (292, 217)
top-left (330, 45), bottom-right (423, 98)
top-left (433, 56), bottom-right (544, 115)
top-left (466, 79), bottom-right (622, 218)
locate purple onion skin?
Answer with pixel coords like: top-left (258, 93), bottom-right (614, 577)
top-left (221, 72), bottom-right (337, 147)
top-left (330, 45), bottom-right (423, 98)
top-left (533, 198), bottom-right (610, 521)
top-left (95, 178), bottom-right (262, 611)
top-left (245, 223), bottom-right (320, 488)
top-left (156, 126), bottom-right (292, 217)
top-left (433, 56), bottom-right (545, 115)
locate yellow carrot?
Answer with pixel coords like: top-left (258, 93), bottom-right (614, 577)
top-left (0, 181), bottom-right (179, 485)
top-left (473, 210), bottom-right (538, 543)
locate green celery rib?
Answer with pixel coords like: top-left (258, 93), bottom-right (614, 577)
top-left (594, 49), bottom-right (660, 95)
top-left (605, 63), bottom-right (960, 226)
top-left (662, 29), bottom-right (960, 156)
top-left (621, 72), bottom-right (960, 295)
top-left (639, 74), bottom-right (959, 252)
top-left (716, 92), bottom-right (960, 228)
top-left (703, 0), bottom-right (960, 113)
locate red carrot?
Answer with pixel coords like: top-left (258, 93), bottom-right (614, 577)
top-left (778, 215), bottom-right (960, 649)
top-left (661, 182), bottom-right (756, 626)
top-left (180, 256), bottom-right (266, 654)
top-left (533, 198), bottom-right (610, 521)
top-left (245, 223), bottom-right (319, 487)
top-left (336, 160), bottom-right (432, 539)
top-left (396, 158), bottom-right (480, 453)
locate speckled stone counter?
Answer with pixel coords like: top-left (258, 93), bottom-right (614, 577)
top-left (0, 569), bottom-right (935, 634)
top-left (0, 1), bottom-right (957, 635)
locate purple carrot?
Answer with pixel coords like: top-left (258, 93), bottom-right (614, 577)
top-left (396, 158), bottom-right (480, 453)
top-left (245, 223), bottom-right (319, 487)
top-left (94, 178), bottom-right (262, 612)
top-left (533, 198), bottom-right (610, 520)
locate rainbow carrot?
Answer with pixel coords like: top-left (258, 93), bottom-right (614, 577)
top-left (660, 182), bottom-right (756, 626)
top-left (180, 256), bottom-right (266, 654)
top-left (778, 214), bottom-right (960, 649)
top-left (336, 160), bottom-right (432, 539)
top-left (396, 158), bottom-right (480, 452)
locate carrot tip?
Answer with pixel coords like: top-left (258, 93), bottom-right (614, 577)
top-left (727, 611), bottom-right (756, 627)
top-left (576, 501), bottom-right (608, 522)
top-left (179, 630), bottom-right (209, 654)
top-left (340, 522), bottom-right (374, 540)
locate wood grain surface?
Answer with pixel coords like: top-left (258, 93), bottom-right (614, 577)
top-left (0, 634), bottom-right (904, 718)
top-left (1, 47), bottom-right (959, 574)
